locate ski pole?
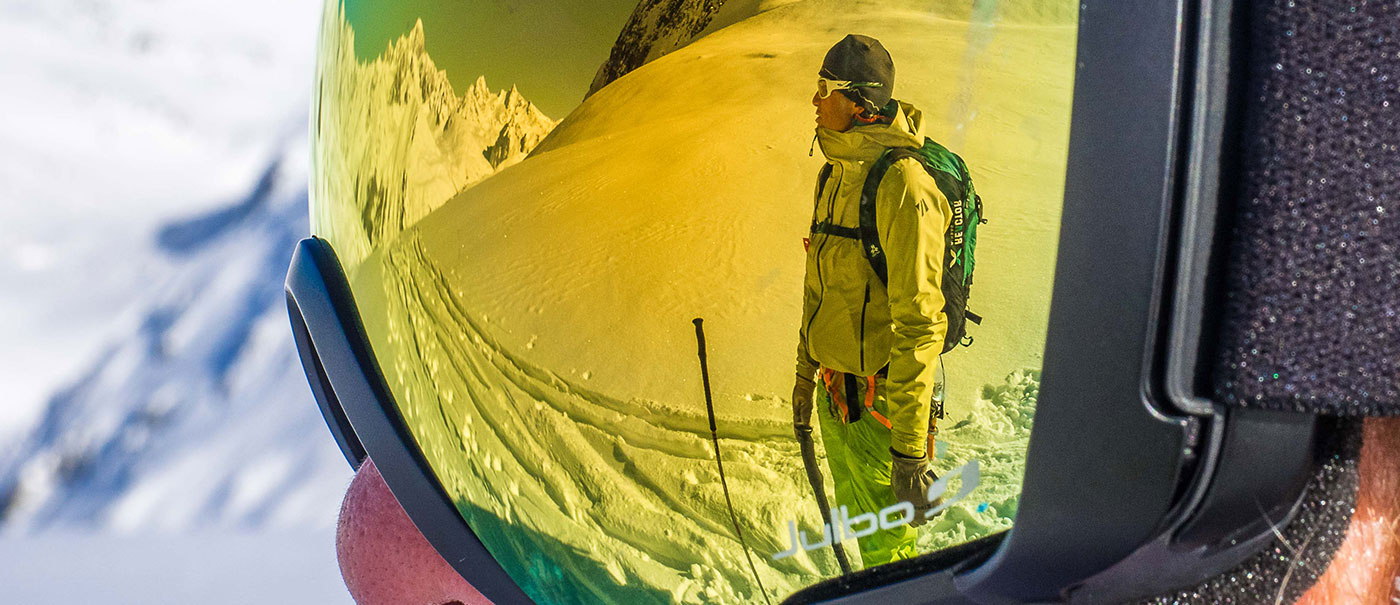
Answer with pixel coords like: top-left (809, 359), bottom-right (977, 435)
top-left (796, 424), bottom-right (853, 575)
top-left (693, 318), bottom-right (772, 605)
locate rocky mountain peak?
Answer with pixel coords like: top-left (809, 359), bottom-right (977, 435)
top-left (469, 74), bottom-right (491, 98)
top-left (407, 19), bottom-right (426, 50)
top-left (586, 0), bottom-right (727, 98)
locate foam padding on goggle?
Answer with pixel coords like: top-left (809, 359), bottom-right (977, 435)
top-left (1213, 0), bottom-right (1400, 416)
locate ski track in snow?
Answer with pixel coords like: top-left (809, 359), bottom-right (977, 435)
top-left (358, 232), bottom-right (1033, 603)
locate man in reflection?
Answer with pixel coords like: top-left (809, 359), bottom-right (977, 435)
top-left (790, 34), bottom-right (955, 567)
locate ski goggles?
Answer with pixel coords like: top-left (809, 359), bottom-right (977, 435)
top-left (287, 1), bottom-right (1398, 603)
top-left (815, 77), bottom-right (883, 100)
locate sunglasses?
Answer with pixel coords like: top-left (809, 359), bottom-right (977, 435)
top-left (287, 0), bottom-right (1395, 603)
top-left (816, 76), bottom-right (883, 100)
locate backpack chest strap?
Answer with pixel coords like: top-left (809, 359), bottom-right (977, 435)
top-left (810, 220), bottom-right (861, 240)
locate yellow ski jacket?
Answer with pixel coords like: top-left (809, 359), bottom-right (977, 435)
top-left (795, 100), bottom-right (952, 459)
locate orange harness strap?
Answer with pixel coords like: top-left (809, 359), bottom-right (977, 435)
top-left (820, 368), bottom-right (892, 429)
top-left (862, 374), bottom-right (891, 429)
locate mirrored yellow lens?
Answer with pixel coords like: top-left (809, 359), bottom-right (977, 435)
top-left (310, 1), bottom-right (1079, 602)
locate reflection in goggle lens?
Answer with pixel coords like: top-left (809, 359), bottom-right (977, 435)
top-left (310, 0), bottom-right (1078, 602)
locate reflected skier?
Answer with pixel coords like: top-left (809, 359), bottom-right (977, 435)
top-left (791, 33), bottom-right (984, 568)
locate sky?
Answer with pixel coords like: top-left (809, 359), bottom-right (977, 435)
top-left (343, 0), bottom-right (642, 118)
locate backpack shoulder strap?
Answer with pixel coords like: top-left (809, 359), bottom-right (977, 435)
top-left (859, 148), bottom-right (922, 285)
top-left (816, 163), bottom-right (834, 203)
top-left (811, 162), bottom-right (839, 236)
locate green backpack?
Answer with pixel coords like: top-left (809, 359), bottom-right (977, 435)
top-left (814, 137), bottom-right (984, 353)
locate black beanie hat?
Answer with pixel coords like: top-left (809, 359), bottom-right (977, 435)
top-left (821, 34), bottom-right (895, 112)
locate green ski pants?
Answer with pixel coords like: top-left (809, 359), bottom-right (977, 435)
top-left (815, 372), bottom-right (917, 568)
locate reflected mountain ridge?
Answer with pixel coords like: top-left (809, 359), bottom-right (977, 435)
top-left (312, 4), bottom-right (557, 269)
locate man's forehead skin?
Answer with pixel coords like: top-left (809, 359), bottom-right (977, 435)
top-left (1297, 417), bottom-right (1400, 604)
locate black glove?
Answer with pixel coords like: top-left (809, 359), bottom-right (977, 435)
top-left (792, 374), bottom-right (816, 439)
top-left (890, 448), bottom-right (942, 527)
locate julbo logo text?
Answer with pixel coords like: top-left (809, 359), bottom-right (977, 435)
top-left (773, 459), bottom-right (980, 560)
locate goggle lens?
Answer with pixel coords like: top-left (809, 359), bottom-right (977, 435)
top-left (308, 2), bottom-right (1081, 602)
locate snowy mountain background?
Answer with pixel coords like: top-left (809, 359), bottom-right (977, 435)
top-left (0, 0), bottom-right (571, 599)
top-left (0, 0), bottom-right (318, 440)
top-left (0, 1), bottom-right (560, 537)
top-left (0, 146), bottom-right (345, 532)
top-left (0, 0), bottom-right (486, 600)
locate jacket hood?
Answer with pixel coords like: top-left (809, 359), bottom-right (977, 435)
top-left (816, 100), bottom-right (925, 164)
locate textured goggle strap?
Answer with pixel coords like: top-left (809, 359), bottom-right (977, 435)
top-left (1212, 0), bottom-right (1399, 416)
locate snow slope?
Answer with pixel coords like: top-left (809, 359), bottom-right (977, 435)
top-left (333, 0), bottom-right (1078, 602)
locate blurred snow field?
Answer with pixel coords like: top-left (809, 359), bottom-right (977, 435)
top-left (0, 0), bottom-right (353, 601)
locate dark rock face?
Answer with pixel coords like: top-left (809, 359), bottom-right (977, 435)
top-left (585, 0), bottom-right (727, 98)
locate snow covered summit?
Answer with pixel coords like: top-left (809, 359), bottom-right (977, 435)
top-left (312, 11), bottom-right (557, 266)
